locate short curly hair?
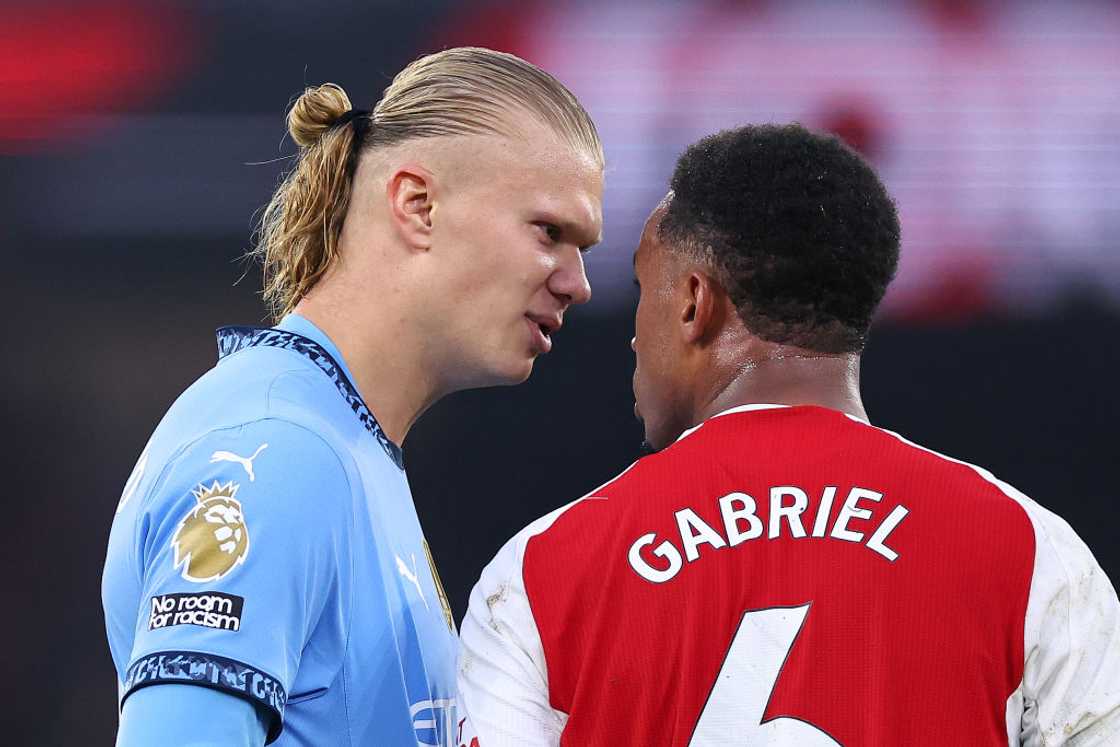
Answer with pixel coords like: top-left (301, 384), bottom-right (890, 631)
top-left (660, 123), bottom-right (900, 353)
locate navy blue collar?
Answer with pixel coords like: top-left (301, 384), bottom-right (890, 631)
top-left (215, 324), bottom-right (405, 470)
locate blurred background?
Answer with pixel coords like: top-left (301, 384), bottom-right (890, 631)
top-left (4, 0), bottom-right (1118, 743)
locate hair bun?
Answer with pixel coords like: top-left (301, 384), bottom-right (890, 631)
top-left (287, 83), bottom-right (352, 147)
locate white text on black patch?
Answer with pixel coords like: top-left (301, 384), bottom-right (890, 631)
top-left (148, 592), bottom-right (244, 632)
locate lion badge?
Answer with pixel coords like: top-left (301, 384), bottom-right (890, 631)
top-left (172, 481), bottom-right (250, 582)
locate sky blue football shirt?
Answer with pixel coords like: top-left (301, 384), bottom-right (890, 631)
top-left (102, 314), bottom-right (459, 746)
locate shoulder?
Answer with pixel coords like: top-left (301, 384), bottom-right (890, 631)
top-left (505, 462), bottom-right (642, 563)
top-left (949, 462), bottom-right (1093, 575)
top-left (172, 416), bottom-right (353, 490)
top-left (143, 339), bottom-right (362, 512)
top-left (103, 416), bottom-right (361, 611)
top-left (509, 446), bottom-right (732, 566)
top-left (776, 412), bottom-right (1043, 528)
top-left (462, 464), bottom-right (645, 630)
top-left (993, 475), bottom-right (1114, 635)
top-left (136, 418), bottom-right (358, 549)
top-left (187, 338), bottom-right (346, 424)
top-left (836, 426), bottom-right (1119, 743)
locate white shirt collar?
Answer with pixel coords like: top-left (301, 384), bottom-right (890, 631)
top-left (673, 402), bottom-right (870, 444)
top-left (674, 403), bottom-right (790, 444)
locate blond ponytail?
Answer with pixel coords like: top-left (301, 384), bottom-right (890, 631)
top-left (253, 48), bottom-right (603, 322)
top-left (254, 83), bottom-right (364, 320)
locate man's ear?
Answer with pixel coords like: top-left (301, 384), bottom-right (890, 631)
top-left (680, 271), bottom-right (725, 345)
top-left (386, 164), bottom-right (435, 251)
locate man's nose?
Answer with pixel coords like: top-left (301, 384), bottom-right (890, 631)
top-left (551, 250), bottom-right (592, 306)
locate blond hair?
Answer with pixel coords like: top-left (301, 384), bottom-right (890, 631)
top-left (253, 47), bottom-right (603, 321)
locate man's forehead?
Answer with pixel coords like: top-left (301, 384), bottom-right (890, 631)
top-left (423, 127), bottom-right (603, 241)
top-left (509, 148), bottom-right (601, 198)
top-left (510, 148), bottom-right (604, 242)
top-left (644, 200), bottom-right (671, 242)
top-left (479, 115), bottom-right (593, 173)
top-left (634, 198), bottom-right (674, 270)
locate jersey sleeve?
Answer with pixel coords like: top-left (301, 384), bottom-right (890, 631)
top-left (118, 419), bottom-right (353, 744)
top-left (117, 683), bottom-right (268, 747)
top-left (1015, 498), bottom-right (1120, 746)
top-left (457, 514), bottom-right (569, 747)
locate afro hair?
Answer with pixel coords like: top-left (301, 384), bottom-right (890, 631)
top-left (660, 123), bottom-right (900, 353)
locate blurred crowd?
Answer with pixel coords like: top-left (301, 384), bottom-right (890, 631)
top-left (5, 0), bottom-right (1119, 318)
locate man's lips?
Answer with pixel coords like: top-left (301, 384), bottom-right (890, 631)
top-left (525, 317), bottom-right (552, 354)
top-left (525, 313), bottom-right (562, 354)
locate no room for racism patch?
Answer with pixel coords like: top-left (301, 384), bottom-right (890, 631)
top-left (149, 591), bottom-right (244, 632)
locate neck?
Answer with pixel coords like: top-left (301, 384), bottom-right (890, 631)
top-left (697, 348), bottom-right (868, 425)
top-left (292, 296), bottom-right (442, 446)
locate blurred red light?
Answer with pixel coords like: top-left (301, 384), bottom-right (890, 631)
top-left (0, 2), bottom-right (197, 153)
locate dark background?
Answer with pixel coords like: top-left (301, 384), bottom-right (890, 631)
top-left (4, 1), bottom-right (1118, 744)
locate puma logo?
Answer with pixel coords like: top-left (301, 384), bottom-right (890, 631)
top-left (209, 443), bottom-right (268, 482)
top-left (396, 553), bottom-right (429, 610)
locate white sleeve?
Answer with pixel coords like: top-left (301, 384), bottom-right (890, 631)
top-left (456, 511), bottom-right (574, 747)
top-left (1011, 494), bottom-right (1120, 746)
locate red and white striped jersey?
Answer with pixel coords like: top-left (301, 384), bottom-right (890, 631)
top-left (456, 404), bottom-right (1120, 746)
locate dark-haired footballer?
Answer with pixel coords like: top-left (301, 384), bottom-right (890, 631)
top-left (455, 124), bottom-right (1120, 746)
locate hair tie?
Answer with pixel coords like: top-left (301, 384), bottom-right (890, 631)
top-left (333, 109), bottom-right (371, 141)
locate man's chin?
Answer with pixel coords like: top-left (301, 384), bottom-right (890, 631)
top-left (494, 357), bottom-right (535, 387)
top-left (450, 357), bottom-right (534, 392)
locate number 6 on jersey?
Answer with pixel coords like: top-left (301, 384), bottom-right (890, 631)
top-left (690, 604), bottom-right (839, 746)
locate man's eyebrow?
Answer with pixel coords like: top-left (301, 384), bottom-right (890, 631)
top-left (540, 210), bottom-right (601, 248)
top-left (583, 231), bottom-right (603, 251)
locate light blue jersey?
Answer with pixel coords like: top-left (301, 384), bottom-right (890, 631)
top-left (102, 314), bottom-right (459, 746)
